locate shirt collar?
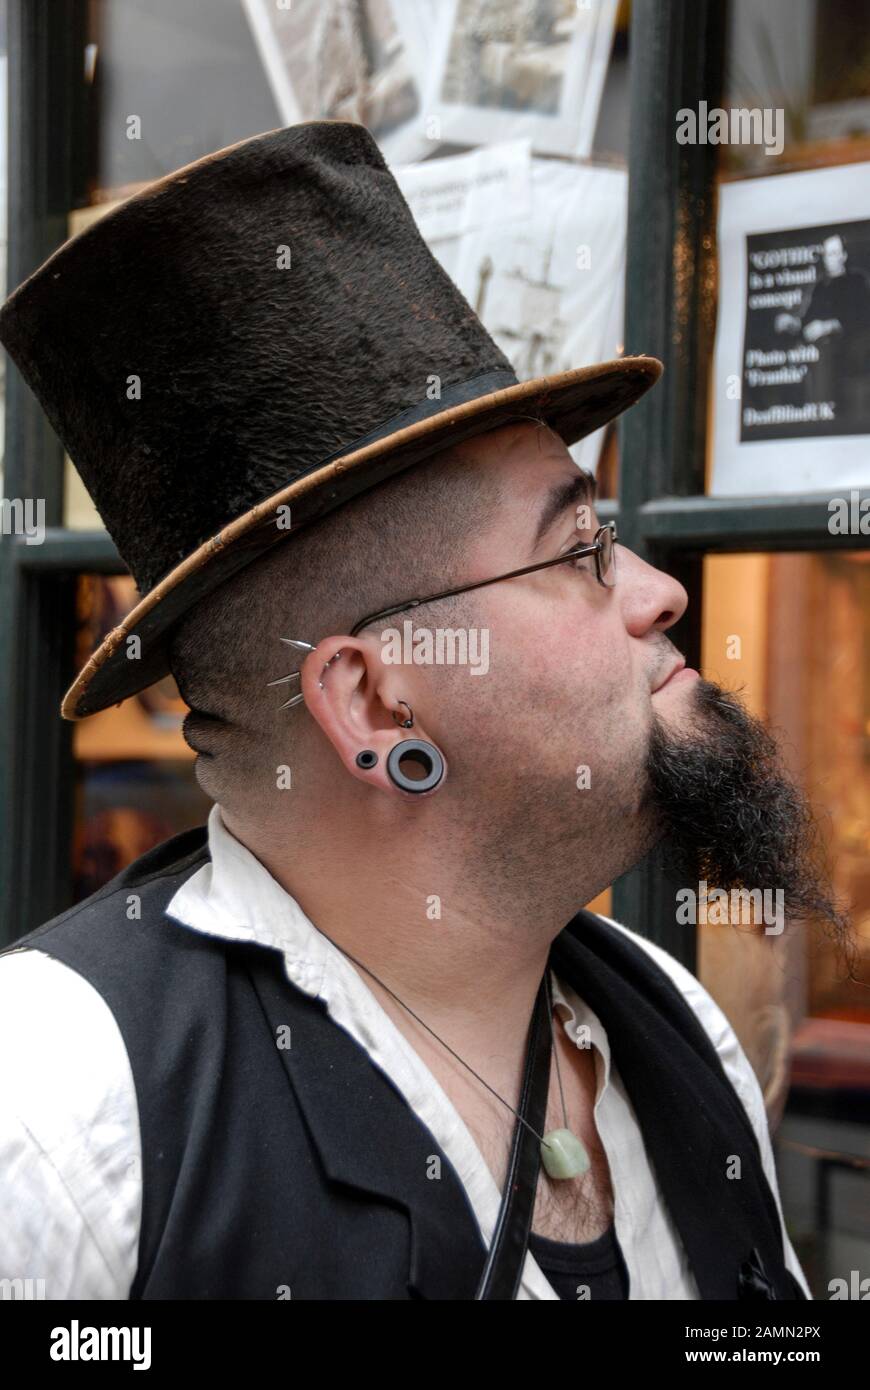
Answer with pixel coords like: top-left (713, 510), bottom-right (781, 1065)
top-left (166, 803), bottom-right (611, 1096)
top-left (166, 802), bottom-right (334, 1000)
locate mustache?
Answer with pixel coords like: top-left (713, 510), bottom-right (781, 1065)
top-left (643, 677), bottom-right (855, 963)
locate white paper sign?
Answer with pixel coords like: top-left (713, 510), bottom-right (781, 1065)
top-left (394, 141), bottom-right (627, 477)
top-left (241, 0), bottom-right (431, 164)
top-left (424, 0), bottom-right (618, 158)
top-left (394, 138), bottom-right (533, 243)
top-left (711, 163), bottom-right (870, 497)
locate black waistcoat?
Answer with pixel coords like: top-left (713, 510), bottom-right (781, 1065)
top-left (4, 826), bottom-right (807, 1300)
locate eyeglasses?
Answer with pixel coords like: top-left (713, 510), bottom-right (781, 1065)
top-left (269, 521), bottom-right (617, 708)
top-left (348, 520), bottom-right (618, 637)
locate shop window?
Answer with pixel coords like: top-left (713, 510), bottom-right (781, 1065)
top-left (72, 574), bottom-right (210, 900)
top-left (701, 549), bottom-right (870, 1291)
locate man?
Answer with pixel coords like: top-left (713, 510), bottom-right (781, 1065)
top-left (775, 233), bottom-right (870, 347)
top-left (774, 231), bottom-right (870, 422)
top-left (0, 122), bottom-right (847, 1300)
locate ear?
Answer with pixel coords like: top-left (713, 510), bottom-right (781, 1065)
top-left (299, 636), bottom-right (447, 798)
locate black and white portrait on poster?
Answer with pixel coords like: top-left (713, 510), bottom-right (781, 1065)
top-left (712, 162), bottom-right (870, 497)
top-left (741, 219), bottom-right (870, 442)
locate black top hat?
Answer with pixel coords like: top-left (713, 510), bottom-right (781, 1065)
top-left (0, 121), bottom-right (661, 720)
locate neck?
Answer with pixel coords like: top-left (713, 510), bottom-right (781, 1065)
top-left (219, 800), bottom-right (602, 1055)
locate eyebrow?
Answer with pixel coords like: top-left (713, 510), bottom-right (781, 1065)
top-left (532, 469), bottom-right (598, 551)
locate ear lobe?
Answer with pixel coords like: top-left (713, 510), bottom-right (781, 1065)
top-left (348, 736), bottom-right (447, 799)
top-left (384, 740), bottom-right (446, 795)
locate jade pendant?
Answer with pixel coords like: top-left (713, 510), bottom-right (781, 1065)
top-left (540, 1127), bottom-right (590, 1180)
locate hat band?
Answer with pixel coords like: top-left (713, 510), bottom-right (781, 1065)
top-left (318, 367), bottom-right (520, 467)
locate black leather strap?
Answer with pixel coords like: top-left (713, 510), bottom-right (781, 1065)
top-left (475, 972), bottom-right (552, 1300)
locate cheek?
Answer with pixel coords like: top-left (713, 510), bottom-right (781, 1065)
top-left (549, 616), bottom-right (649, 767)
top-left (548, 610), bottom-right (633, 711)
top-left (456, 589), bottom-right (640, 752)
top-left (523, 621), bottom-right (630, 757)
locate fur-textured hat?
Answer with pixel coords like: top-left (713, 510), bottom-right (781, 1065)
top-left (0, 121), bottom-right (661, 719)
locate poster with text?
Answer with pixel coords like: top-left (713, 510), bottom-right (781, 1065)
top-left (712, 163), bottom-right (870, 496)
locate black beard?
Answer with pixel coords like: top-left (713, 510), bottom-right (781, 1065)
top-left (644, 677), bottom-right (851, 947)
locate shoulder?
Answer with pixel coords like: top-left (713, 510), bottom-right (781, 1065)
top-left (0, 946), bottom-right (141, 1297)
top-left (14, 823), bottom-right (210, 955)
top-left (5, 828), bottom-right (215, 1019)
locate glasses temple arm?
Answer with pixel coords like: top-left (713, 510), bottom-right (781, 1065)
top-left (348, 530), bottom-right (613, 637)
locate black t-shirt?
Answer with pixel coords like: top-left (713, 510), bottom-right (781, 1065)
top-left (527, 1222), bottom-right (630, 1300)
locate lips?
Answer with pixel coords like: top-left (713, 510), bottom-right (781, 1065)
top-left (653, 658), bottom-right (686, 692)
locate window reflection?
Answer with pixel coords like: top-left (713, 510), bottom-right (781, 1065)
top-left (72, 575), bottom-right (210, 901)
top-left (701, 550), bottom-right (870, 1293)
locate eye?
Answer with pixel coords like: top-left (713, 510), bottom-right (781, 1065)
top-left (562, 540), bottom-right (595, 573)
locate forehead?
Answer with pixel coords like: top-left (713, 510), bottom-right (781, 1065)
top-left (457, 420), bottom-right (591, 531)
top-left (461, 419), bottom-right (580, 487)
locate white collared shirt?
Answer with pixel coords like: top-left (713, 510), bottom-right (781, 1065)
top-left (0, 802), bottom-right (811, 1300)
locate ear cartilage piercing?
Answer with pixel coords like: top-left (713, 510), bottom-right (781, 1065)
top-left (267, 636), bottom-right (316, 710)
top-left (391, 701), bottom-right (414, 729)
top-left (386, 740), bottom-right (444, 794)
top-left (268, 639), bottom-right (349, 709)
top-left (320, 649), bottom-right (344, 688)
top-left (356, 750), bottom-right (378, 769)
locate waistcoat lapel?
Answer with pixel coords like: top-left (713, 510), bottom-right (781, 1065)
top-left (246, 942), bottom-right (489, 1299)
top-left (549, 909), bottom-right (804, 1300)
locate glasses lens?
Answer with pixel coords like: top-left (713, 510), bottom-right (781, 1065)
top-left (598, 526), bottom-right (616, 586)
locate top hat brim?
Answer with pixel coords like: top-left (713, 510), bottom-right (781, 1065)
top-left (61, 354), bottom-right (661, 720)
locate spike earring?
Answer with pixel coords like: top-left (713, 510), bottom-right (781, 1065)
top-left (268, 637), bottom-right (343, 709)
top-left (266, 637), bottom-right (315, 710)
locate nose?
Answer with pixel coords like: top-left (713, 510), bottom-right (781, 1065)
top-left (615, 543), bottom-right (688, 637)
